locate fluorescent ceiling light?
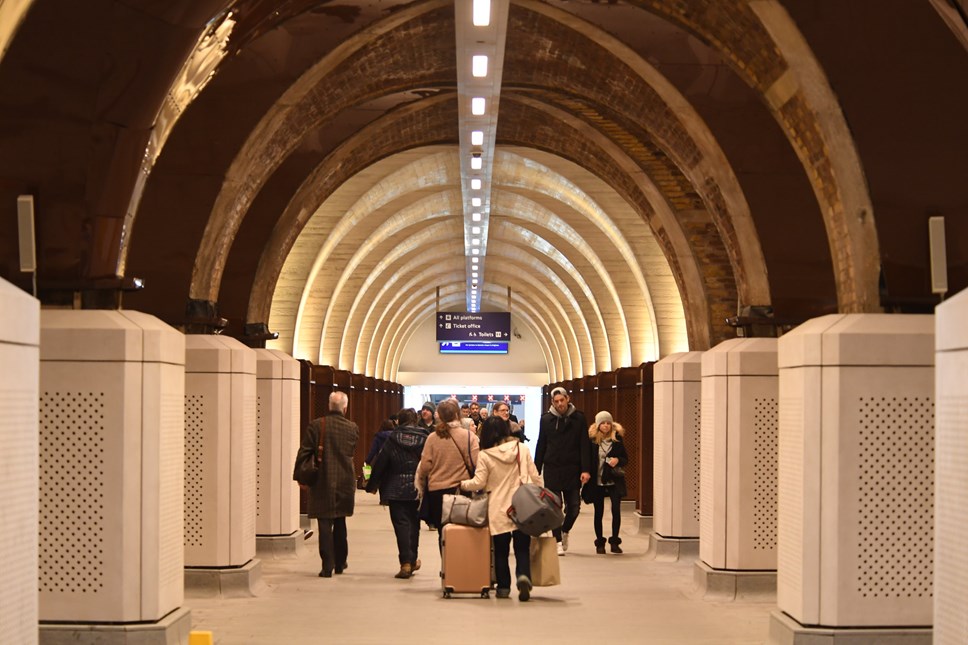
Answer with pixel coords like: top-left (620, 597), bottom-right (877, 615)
top-left (472, 272), bottom-right (479, 277)
top-left (471, 130), bottom-right (484, 146)
top-left (471, 212), bottom-right (481, 221)
top-left (473, 0), bottom-right (490, 26)
top-left (471, 97), bottom-right (485, 115)
top-left (471, 257), bottom-right (479, 263)
top-left (472, 238), bottom-right (480, 245)
top-left (471, 156), bottom-right (482, 170)
top-left (472, 55), bottom-right (488, 78)
top-left (471, 179), bottom-right (481, 190)
top-left (472, 249), bottom-right (480, 255)
top-left (471, 197), bottom-right (481, 207)
top-left (471, 226), bottom-right (481, 234)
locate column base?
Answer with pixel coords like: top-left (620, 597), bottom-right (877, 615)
top-left (693, 559), bottom-right (776, 601)
top-left (256, 530), bottom-right (302, 558)
top-left (185, 559), bottom-right (266, 598)
top-left (768, 610), bottom-right (932, 645)
top-left (648, 532), bottom-right (699, 561)
top-left (633, 512), bottom-right (653, 534)
top-left (39, 606), bottom-right (191, 645)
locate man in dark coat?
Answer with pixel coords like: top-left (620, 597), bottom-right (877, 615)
top-left (297, 390), bottom-right (359, 577)
top-left (534, 387), bottom-right (591, 555)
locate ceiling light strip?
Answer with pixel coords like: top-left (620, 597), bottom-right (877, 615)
top-left (455, 0), bottom-right (509, 312)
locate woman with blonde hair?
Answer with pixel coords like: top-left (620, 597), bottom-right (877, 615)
top-left (585, 411), bottom-right (628, 554)
top-left (415, 398), bottom-right (480, 551)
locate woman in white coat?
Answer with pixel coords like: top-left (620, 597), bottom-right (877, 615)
top-left (461, 416), bottom-right (542, 601)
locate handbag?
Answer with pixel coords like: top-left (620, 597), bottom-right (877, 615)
top-left (529, 535), bottom-right (561, 586)
top-left (441, 492), bottom-right (489, 527)
top-left (292, 418), bottom-right (325, 487)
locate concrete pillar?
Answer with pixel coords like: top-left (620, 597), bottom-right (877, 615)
top-left (935, 295), bottom-right (968, 645)
top-left (0, 280), bottom-right (39, 644)
top-left (183, 335), bottom-right (261, 597)
top-left (38, 310), bottom-right (189, 643)
top-left (697, 338), bottom-right (778, 599)
top-left (254, 349), bottom-right (301, 557)
top-left (770, 314), bottom-right (933, 644)
top-left (651, 351), bottom-right (702, 560)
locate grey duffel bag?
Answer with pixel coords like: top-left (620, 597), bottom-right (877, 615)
top-left (507, 484), bottom-right (564, 537)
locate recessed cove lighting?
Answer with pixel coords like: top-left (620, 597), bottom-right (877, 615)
top-left (471, 226), bottom-right (481, 234)
top-left (471, 197), bottom-right (481, 207)
top-left (472, 272), bottom-right (479, 277)
top-left (472, 55), bottom-right (488, 78)
top-left (471, 257), bottom-right (479, 263)
top-left (472, 249), bottom-right (480, 255)
top-left (471, 155), bottom-right (482, 170)
top-left (471, 179), bottom-right (481, 190)
top-left (471, 212), bottom-right (481, 221)
top-left (471, 97), bottom-right (485, 115)
top-left (471, 130), bottom-right (484, 146)
top-left (472, 238), bottom-right (480, 245)
top-left (472, 0), bottom-right (490, 26)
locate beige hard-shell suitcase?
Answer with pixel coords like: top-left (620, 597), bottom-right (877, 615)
top-left (440, 523), bottom-right (491, 598)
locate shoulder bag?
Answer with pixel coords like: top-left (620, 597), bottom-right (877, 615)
top-left (293, 418), bottom-right (326, 487)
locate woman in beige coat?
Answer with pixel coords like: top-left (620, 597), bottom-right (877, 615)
top-left (460, 416), bottom-right (542, 601)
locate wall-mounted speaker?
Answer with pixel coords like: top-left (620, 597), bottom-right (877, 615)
top-left (928, 216), bottom-right (947, 295)
top-left (17, 194), bottom-right (36, 273)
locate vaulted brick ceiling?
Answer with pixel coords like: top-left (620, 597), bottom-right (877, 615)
top-left (1, 0), bottom-right (966, 382)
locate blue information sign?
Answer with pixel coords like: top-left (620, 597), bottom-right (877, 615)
top-left (439, 341), bottom-right (509, 354)
top-left (436, 312), bottom-right (511, 341)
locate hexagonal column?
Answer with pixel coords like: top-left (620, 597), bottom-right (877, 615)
top-left (38, 310), bottom-right (189, 643)
top-left (651, 351), bottom-right (702, 561)
top-left (0, 280), bottom-right (39, 644)
top-left (935, 291), bottom-right (968, 645)
top-left (697, 338), bottom-right (778, 600)
top-left (254, 349), bottom-right (301, 557)
top-left (771, 314), bottom-right (933, 644)
top-left (183, 335), bottom-right (261, 597)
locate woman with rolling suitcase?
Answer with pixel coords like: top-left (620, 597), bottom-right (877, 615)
top-left (460, 416), bottom-right (542, 601)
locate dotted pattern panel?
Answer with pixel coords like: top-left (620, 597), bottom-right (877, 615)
top-left (652, 383), bottom-right (665, 526)
top-left (616, 387), bottom-right (638, 501)
top-left (777, 394), bottom-right (804, 612)
top-left (753, 397), bottom-right (778, 550)
top-left (857, 396), bottom-right (934, 599)
top-left (256, 394), bottom-right (263, 523)
top-left (159, 390), bottom-right (183, 590)
top-left (39, 392), bottom-right (105, 594)
top-left (699, 387), bottom-right (716, 556)
top-left (184, 394), bottom-right (205, 548)
top-left (691, 398), bottom-right (701, 525)
top-left (242, 390), bottom-right (256, 542)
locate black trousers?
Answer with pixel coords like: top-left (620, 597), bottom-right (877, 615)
top-left (551, 488), bottom-right (582, 541)
top-left (317, 517), bottom-right (347, 573)
top-left (492, 530), bottom-right (531, 591)
top-left (592, 485), bottom-right (622, 539)
top-left (388, 500), bottom-right (420, 565)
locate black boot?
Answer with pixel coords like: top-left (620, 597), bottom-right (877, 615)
top-left (608, 537), bottom-right (623, 554)
top-left (594, 538), bottom-right (606, 555)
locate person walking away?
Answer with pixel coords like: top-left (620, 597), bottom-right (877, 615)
top-left (363, 417), bottom-right (397, 483)
top-left (586, 411), bottom-right (628, 554)
top-left (535, 386), bottom-right (591, 555)
top-left (460, 416), bottom-right (542, 601)
top-left (366, 408), bottom-right (427, 578)
top-left (415, 399), bottom-right (480, 551)
top-left (296, 391), bottom-right (359, 577)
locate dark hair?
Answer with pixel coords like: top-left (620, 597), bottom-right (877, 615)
top-left (396, 408), bottom-right (417, 427)
top-left (379, 418), bottom-right (395, 433)
top-left (479, 416), bottom-right (511, 450)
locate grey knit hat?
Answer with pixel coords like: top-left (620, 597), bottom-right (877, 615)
top-left (595, 411), bottom-right (613, 426)
top-left (421, 402), bottom-right (435, 414)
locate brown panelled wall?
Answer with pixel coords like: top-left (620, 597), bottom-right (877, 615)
top-left (544, 363), bottom-right (656, 508)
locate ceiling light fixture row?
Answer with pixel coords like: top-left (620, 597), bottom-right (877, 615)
top-left (455, 0), bottom-right (510, 313)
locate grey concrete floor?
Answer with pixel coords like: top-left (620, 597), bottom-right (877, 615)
top-left (187, 493), bottom-right (774, 644)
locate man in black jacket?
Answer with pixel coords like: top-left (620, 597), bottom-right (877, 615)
top-left (534, 387), bottom-right (591, 555)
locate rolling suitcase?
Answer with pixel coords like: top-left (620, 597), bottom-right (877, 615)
top-left (440, 523), bottom-right (491, 598)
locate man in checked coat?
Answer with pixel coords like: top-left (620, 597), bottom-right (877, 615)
top-left (297, 391), bottom-right (359, 577)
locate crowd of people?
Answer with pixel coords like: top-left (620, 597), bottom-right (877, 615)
top-left (295, 387), bottom-right (628, 600)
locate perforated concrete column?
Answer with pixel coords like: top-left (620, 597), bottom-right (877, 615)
top-left (254, 349), bottom-right (300, 538)
top-left (0, 280), bottom-right (38, 643)
top-left (695, 339), bottom-right (778, 599)
top-left (184, 335), bottom-right (257, 569)
top-left (38, 310), bottom-right (186, 625)
top-left (935, 295), bottom-right (968, 645)
top-left (773, 314), bottom-right (934, 640)
top-left (652, 352), bottom-right (702, 559)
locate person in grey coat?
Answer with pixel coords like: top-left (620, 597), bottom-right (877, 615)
top-left (297, 391), bottom-right (359, 578)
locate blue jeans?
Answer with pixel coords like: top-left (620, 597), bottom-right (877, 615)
top-left (492, 530), bottom-right (531, 590)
